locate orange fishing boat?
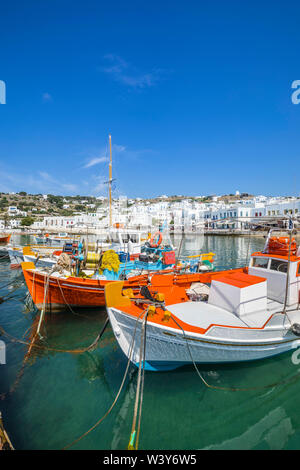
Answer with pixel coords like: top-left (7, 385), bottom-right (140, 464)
top-left (0, 233), bottom-right (11, 244)
top-left (21, 261), bottom-right (153, 312)
top-left (21, 260), bottom-right (216, 312)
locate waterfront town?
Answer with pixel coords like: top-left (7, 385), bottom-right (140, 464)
top-left (0, 190), bottom-right (299, 234)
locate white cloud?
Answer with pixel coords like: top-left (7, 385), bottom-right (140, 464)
top-left (102, 54), bottom-right (164, 89)
top-left (0, 166), bottom-right (78, 195)
top-left (42, 92), bottom-right (52, 102)
top-left (39, 171), bottom-right (53, 181)
top-left (83, 156), bottom-right (108, 168)
top-left (62, 183), bottom-right (78, 192)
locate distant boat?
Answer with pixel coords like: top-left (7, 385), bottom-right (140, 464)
top-left (6, 244), bottom-right (63, 268)
top-left (33, 233), bottom-right (79, 246)
top-left (0, 233), bottom-right (11, 244)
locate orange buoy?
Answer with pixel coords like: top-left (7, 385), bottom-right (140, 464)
top-left (150, 232), bottom-right (163, 248)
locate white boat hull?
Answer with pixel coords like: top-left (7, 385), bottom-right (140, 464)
top-left (107, 306), bottom-right (300, 371)
top-left (23, 254), bottom-right (57, 268)
top-left (6, 247), bottom-right (23, 267)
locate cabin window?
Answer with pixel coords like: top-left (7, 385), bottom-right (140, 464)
top-left (121, 235), bottom-right (130, 242)
top-left (252, 257), bottom-right (269, 269)
top-left (130, 234), bottom-right (138, 243)
top-left (269, 259), bottom-right (288, 273)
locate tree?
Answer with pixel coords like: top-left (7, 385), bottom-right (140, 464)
top-left (20, 216), bottom-right (34, 226)
top-left (3, 213), bottom-right (9, 228)
top-left (74, 204), bottom-right (85, 211)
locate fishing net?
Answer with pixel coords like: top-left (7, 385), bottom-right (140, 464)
top-left (99, 250), bottom-right (120, 274)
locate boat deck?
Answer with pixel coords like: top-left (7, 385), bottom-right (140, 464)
top-left (167, 298), bottom-right (291, 330)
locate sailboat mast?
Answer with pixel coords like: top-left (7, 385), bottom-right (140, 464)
top-left (109, 134), bottom-right (112, 228)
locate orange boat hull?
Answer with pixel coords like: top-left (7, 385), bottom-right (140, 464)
top-left (22, 266), bottom-right (150, 312)
top-left (0, 234), bottom-right (11, 244)
top-left (22, 263), bottom-right (247, 312)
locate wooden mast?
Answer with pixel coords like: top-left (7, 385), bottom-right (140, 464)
top-left (109, 134), bottom-right (112, 228)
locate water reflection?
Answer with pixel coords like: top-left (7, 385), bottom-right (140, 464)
top-left (3, 233), bottom-right (300, 450)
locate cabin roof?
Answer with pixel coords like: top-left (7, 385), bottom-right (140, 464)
top-left (213, 272), bottom-right (266, 288)
top-left (251, 251), bottom-right (300, 263)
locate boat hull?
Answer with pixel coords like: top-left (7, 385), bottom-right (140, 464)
top-left (107, 306), bottom-right (300, 371)
top-left (23, 254), bottom-right (57, 268)
top-left (22, 267), bottom-right (150, 312)
top-left (0, 234), bottom-right (11, 244)
top-left (6, 247), bottom-right (23, 268)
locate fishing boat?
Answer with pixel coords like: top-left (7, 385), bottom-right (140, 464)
top-left (105, 229), bottom-right (300, 371)
top-left (95, 228), bottom-right (150, 255)
top-left (6, 244), bottom-right (63, 268)
top-left (20, 134), bottom-right (215, 311)
top-left (21, 235), bottom-right (215, 311)
top-left (33, 232), bottom-right (79, 246)
top-left (47, 233), bottom-right (80, 246)
top-left (21, 261), bottom-right (152, 311)
top-left (33, 233), bottom-right (49, 244)
top-left (0, 233), bottom-right (11, 244)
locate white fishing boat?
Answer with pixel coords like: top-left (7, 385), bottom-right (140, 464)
top-left (23, 252), bottom-right (60, 268)
top-left (105, 229), bottom-right (300, 371)
top-left (6, 244), bottom-right (63, 268)
top-left (33, 234), bottom-right (48, 244)
top-left (95, 228), bottom-right (153, 255)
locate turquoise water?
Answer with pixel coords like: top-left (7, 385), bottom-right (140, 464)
top-left (1, 234), bottom-right (300, 450)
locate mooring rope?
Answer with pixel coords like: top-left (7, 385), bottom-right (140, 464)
top-left (56, 276), bottom-right (96, 320)
top-left (170, 314), bottom-right (300, 392)
top-left (135, 310), bottom-right (148, 450)
top-left (62, 309), bottom-right (147, 450)
top-left (128, 310), bottom-right (148, 450)
top-left (0, 317), bottom-right (110, 402)
top-left (0, 277), bottom-right (24, 290)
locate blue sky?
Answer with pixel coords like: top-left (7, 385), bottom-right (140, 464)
top-left (0, 0), bottom-right (300, 198)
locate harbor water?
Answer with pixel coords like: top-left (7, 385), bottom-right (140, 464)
top-left (1, 234), bottom-right (300, 450)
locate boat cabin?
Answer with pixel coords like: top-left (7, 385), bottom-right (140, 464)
top-left (202, 233), bottom-right (300, 326)
top-left (96, 229), bottom-right (149, 254)
top-left (248, 235), bottom-right (300, 306)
